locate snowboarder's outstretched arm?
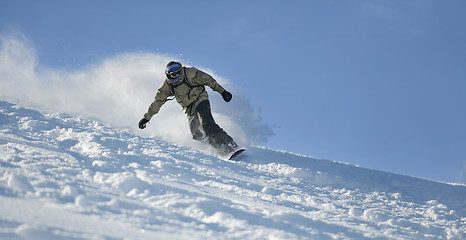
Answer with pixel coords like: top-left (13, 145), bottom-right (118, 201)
top-left (145, 81), bottom-right (173, 120)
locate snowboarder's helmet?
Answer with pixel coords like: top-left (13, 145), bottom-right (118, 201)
top-left (165, 61), bottom-right (182, 83)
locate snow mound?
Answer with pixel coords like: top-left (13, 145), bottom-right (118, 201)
top-left (0, 100), bottom-right (465, 239)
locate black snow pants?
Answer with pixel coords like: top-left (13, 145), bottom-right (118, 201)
top-left (187, 100), bottom-right (237, 154)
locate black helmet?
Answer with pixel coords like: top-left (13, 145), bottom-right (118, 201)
top-left (165, 61), bottom-right (182, 83)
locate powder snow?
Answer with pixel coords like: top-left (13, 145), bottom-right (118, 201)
top-left (0, 100), bottom-right (465, 239)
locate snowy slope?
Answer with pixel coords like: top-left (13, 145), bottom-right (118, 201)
top-left (0, 100), bottom-right (465, 240)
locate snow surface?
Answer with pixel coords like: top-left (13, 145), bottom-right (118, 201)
top-left (0, 100), bottom-right (465, 240)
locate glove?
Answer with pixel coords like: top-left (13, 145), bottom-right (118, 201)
top-left (138, 118), bottom-right (149, 129)
top-left (221, 90), bottom-right (232, 102)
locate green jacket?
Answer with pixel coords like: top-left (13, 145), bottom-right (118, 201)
top-left (144, 67), bottom-right (226, 120)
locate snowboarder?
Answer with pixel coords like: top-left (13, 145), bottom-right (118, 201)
top-left (138, 61), bottom-right (239, 156)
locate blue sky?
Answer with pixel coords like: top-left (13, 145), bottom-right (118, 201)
top-left (1, 0), bottom-right (465, 183)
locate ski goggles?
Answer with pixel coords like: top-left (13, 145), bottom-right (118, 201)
top-left (169, 68), bottom-right (181, 79)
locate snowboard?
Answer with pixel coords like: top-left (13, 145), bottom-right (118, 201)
top-left (225, 148), bottom-right (246, 161)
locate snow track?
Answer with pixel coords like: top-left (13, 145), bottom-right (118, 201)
top-left (1, 100), bottom-right (465, 239)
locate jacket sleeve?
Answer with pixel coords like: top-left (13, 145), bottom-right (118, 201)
top-left (144, 81), bottom-right (173, 120)
top-left (190, 68), bottom-right (226, 94)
